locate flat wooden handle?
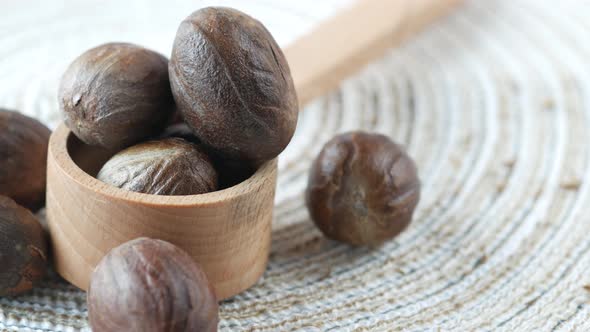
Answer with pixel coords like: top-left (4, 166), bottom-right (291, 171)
top-left (284, 0), bottom-right (463, 106)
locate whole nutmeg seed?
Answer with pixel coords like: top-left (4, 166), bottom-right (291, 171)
top-left (0, 195), bottom-right (48, 296)
top-left (306, 132), bottom-right (421, 246)
top-left (59, 42), bottom-right (175, 149)
top-left (170, 7), bottom-right (298, 164)
top-left (97, 138), bottom-right (218, 195)
top-left (88, 238), bottom-right (219, 332)
top-left (0, 109), bottom-right (50, 211)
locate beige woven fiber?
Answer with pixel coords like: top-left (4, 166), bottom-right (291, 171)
top-left (1, 0), bottom-right (590, 331)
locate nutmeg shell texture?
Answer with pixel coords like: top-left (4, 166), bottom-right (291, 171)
top-left (0, 196), bottom-right (48, 296)
top-left (59, 43), bottom-right (175, 149)
top-left (88, 238), bottom-right (219, 332)
top-left (0, 109), bottom-right (50, 211)
top-left (306, 132), bottom-right (421, 246)
top-left (169, 7), bottom-right (298, 164)
top-left (97, 138), bottom-right (218, 195)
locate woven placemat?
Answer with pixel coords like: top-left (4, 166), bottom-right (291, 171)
top-left (2, 0), bottom-right (590, 331)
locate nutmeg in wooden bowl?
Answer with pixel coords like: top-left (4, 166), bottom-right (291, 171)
top-left (45, 123), bottom-right (277, 299)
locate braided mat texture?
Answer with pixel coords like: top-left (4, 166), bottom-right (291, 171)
top-left (2, 0), bottom-right (590, 330)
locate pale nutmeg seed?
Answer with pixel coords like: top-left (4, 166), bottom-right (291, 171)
top-left (97, 138), bottom-right (218, 195)
top-left (88, 238), bottom-right (219, 332)
top-left (0, 195), bottom-right (48, 296)
top-left (59, 42), bottom-right (175, 149)
top-left (0, 109), bottom-right (50, 211)
top-left (169, 7), bottom-right (298, 164)
top-left (306, 132), bottom-right (421, 246)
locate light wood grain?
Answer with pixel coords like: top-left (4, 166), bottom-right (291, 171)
top-left (285, 0), bottom-right (463, 106)
top-left (46, 124), bottom-right (277, 300)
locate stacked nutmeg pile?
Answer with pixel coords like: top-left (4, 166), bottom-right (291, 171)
top-left (0, 110), bottom-right (49, 297)
top-left (0, 6), bottom-right (422, 332)
top-left (58, 7), bottom-right (297, 331)
top-left (60, 8), bottom-right (298, 196)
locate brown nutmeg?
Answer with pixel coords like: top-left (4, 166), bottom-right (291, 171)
top-left (0, 109), bottom-right (50, 211)
top-left (97, 138), bottom-right (218, 195)
top-left (88, 238), bottom-right (219, 332)
top-left (169, 7), bottom-right (298, 165)
top-left (59, 42), bottom-right (175, 149)
top-left (306, 132), bottom-right (421, 246)
top-left (0, 195), bottom-right (48, 296)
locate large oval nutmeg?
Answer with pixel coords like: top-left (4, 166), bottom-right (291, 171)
top-left (0, 195), bottom-right (48, 296)
top-left (59, 43), bottom-right (175, 149)
top-left (97, 138), bottom-right (218, 195)
top-left (0, 109), bottom-right (50, 211)
top-left (88, 238), bottom-right (219, 332)
top-left (306, 132), bottom-right (421, 246)
top-left (169, 7), bottom-right (298, 164)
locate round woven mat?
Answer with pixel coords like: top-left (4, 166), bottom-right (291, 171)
top-left (2, 0), bottom-right (590, 331)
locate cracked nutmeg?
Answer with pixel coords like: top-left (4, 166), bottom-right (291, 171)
top-left (97, 138), bottom-right (218, 195)
top-left (169, 7), bottom-right (298, 165)
top-left (306, 132), bottom-right (421, 246)
top-left (59, 42), bottom-right (175, 149)
top-left (88, 238), bottom-right (219, 332)
top-left (0, 109), bottom-right (50, 212)
top-left (0, 196), bottom-right (48, 296)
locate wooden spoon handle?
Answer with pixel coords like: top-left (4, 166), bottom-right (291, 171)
top-left (284, 0), bottom-right (463, 106)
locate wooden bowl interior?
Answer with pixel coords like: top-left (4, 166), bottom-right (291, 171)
top-left (66, 134), bottom-right (256, 191)
top-left (66, 134), bottom-right (118, 177)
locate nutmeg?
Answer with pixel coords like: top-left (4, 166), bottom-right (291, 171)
top-left (0, 109), bottom-right (50, 211)
top-left (169, 7), bottom-right (298, 164)
top-left (59, 42), bottom-right (175, 149)
top-left (306, 132), bottom-right (421, 246)
top-left (97, 138), bottom-right (218, 195)
top-left (88, 238), bottom-right (219, 332)
top-left (0, 195), bottom-right (48, 296)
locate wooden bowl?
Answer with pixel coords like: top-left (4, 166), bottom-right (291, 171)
top-left (46, 123), bottom-right (277, 300)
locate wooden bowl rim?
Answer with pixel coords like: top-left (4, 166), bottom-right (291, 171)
top-left (49, 123), bottom-right (277, 208)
